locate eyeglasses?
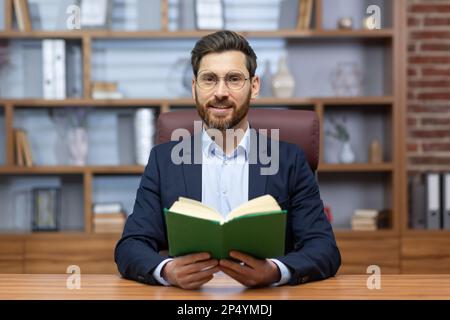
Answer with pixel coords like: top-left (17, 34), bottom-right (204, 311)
top-left (196, 70), bottom-right (250, 91)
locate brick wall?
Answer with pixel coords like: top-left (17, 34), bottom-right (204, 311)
top-left (407, 1), bottom-right (450, 168)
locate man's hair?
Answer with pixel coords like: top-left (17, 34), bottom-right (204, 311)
top-left (191, 30), bottom-right (258, 78)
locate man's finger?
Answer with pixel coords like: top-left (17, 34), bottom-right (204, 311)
top-left (220, 258), bottom-right (252, 274)
top-left (184, 259), bottom-right (218, 274)
top-left (178, 252), bottom-right (211, 265)
top-left (219, 266), bottom-right (251, 286)
top-left (184, 266), bottom-right (220, 284)
top-left (229, 251), bottom-right (259, 268)
top-left (183, 275), bottom-right (214, 290)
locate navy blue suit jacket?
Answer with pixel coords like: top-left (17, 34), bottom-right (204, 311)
top-left (115, 133), bottom-right (341, 286)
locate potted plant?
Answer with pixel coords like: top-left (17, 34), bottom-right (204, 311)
top-left (325, 116), bottom-right (355, 163)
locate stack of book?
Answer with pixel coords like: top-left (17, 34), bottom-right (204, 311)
top-left (93, 202), bottom-right (126, 234)
top-left (14, 128), bottom-right (33, 167)
top-left (351, 209), bottom-right (390, 231)
top-left (91, 82), bottom-right (124, 99)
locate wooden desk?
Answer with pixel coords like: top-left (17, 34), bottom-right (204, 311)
top-left (0, 274), bottom-right (449, 300)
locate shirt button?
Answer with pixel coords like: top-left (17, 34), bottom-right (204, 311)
top-left (222, 189), bottom-right (227, 195)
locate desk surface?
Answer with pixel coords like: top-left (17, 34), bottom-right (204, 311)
top-left (1, 274), bottom-right (450, 300)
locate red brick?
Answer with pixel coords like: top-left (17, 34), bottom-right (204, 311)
top-left (417, 92), bottom-right (450, 100)
top-left (408, 17), bottom-right (421, 27)
top-left (408, 68), bottom-right (417, 76)
top-left (420, 43), bottom-right (450, 51)
top-left (407, 143), bottom-right (419, 152)
top-left (422, 118), bottom-right (450, 126)
top-left (410, 129), bottom-right (450, 139)
top-left (407, 117), bottom-right (417, 126)
top-left (423, 143), bottom-right (450, 152)
top-left (424, 17), bottom-right (450, 26)
top-left (408, 44), bottom-right (416, 52)
top-left (408, 80), bottom-right (450, 88)
top-left (422, 67), bottom-right (450, 76)
top-left (410, 157), bottom-right (450, 165)
top-left (410, 31), bottom-right (450, 40)
top-left (410, 4), bottom-right (450, 13)
top-left (409, 56), bottom-right (450, 64)
top-left (408, 104), bottom-right (450, 113)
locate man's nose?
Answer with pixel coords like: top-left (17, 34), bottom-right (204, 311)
top-left (214, 79), bottom-right (229, 100)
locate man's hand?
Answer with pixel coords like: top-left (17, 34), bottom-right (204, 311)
top-left (161, 252), bottom-right (219, 290)
top-left (219, 251), bottom-right (281, 287)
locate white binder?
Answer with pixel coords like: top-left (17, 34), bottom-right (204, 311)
top-left (53, 40), bottom-right (66, 99)
top-left (443, 173), bottom-right (450, 229)
top-left (42, 40), bottom-right (55, 99)
top-left (426, 173), bottom-right (441, 229)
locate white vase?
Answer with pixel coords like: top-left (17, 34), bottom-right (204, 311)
top-left (340, 141), bottom-right (355, 163)
top-left (272, 56), bottom-right (295, 98)
top-left (68, 127), bottom-right (88, 166)
top-left (135, 108), bottom-right (155, 166)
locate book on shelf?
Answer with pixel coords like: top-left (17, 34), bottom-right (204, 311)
top-left (296, 0), bottom-right (313, 30)
top-left (14, 129), bottom-right (33, 167)
top-left (93, 202), bottom-right (123, 215)
top-left (91, 81), bottom-right (124, 99)
top-left (351, 209), bottom-right (390, 231)
top-left (164, 195), bottom-right (287, 259)
top-left (93, 212), bottom-right (126, 234)
top-left (13, 0), bottom-right (32, 32)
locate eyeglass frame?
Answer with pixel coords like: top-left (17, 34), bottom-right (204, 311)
top-left (195, 70), bottom-right (251, 91)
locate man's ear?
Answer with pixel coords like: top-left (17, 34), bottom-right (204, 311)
top-left (250, 75), bottom-right (260, 100)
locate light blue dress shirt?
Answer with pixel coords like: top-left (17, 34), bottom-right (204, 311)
top-left (153, 124), bottom-right (291, 286)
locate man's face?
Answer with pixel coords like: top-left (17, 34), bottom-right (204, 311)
top-left (192, 50), bottom-right (260, 130)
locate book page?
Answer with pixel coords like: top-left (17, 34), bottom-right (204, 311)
top-left (227, 195), bottom-right (281, 221)
top-left (168, 197), bottom-right (223, 222)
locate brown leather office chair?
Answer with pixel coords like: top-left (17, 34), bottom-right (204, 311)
top-left (156, 109), bottom-right (319, 171)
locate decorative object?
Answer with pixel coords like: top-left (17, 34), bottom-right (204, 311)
top-left (80, 0), bottom-right (112, 29)
top-left (68, 109), bottom-right (89, 166)
top-left (272, 56), bottom-right (295, 98)
top-left (369, 139), bottom-right (383, 163)
top-left (337, 17), bottom-right (353, 30)
top-left (329, 62), bottom-right (364, 96)
top-left (324, 206), bottom-right (333, 223)
top-left (32, 187), bottom-right (61, 232)
top-left (167, 58), bottom-right (192, 97)
top-left (195, 0), bottom-right (224, 30)
top-left (325, 116), bottom-right (355, 164)
top-left (260, 60), bottom-right (273, 97)
top-left (134, 108), bottom-right (155, 166)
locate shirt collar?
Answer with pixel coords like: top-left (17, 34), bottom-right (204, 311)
top-left (201, 122), bottom-right (250, 160)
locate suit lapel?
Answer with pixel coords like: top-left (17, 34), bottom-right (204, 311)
top-left (181, 134), bottom-right (202, 201)
top-left (249, 132), bottom-right (268, 200)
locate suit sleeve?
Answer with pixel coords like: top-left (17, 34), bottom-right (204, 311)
top-left (114, 147), bottom-right (168, 285)
top-left (276, 147), bottom-right (341, 285)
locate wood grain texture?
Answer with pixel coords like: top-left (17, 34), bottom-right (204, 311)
top-left (0, 236), bottom-right (24, 273)
top-left (0, 274), bottom-right (449, 300)
top-left (336, 235), bottom-right (400, 274)
top-left (402, 236), bottom-right (450, 274)
top-left (24, 235), bottom-right (120, 274)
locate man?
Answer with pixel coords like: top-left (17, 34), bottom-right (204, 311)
top-left (115, 30), bottom-right (341, 289)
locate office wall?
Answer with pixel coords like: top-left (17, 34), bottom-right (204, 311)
top-left (407, 1), bottom-right (450, 169)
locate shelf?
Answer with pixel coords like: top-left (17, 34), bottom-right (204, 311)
top-left (0, 96), bottom-right (395, 107)
top-left (0, 29), bottom-right (394, 40)
top-left (318, 163), bottom-right (394, 172)
top-left (0, 166), bottom-right (144, 175)
top-left (402, 230), bottom-right (450, 237)
top-left (335, 230), bottom-right (398, 238)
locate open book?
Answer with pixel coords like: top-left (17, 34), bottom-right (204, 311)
top-left (164, 195), bottom-right (287, 259)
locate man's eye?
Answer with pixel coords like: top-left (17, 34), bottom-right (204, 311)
top-left (228, 76), bottom-right (241, 82)
top-left (202, 76), bottom-right (216, 82)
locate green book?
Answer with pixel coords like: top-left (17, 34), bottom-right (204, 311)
top-left (164, 195), bottom-right (287, 259)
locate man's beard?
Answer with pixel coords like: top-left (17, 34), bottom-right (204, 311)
top-left (195, 89), bottom-right (251, 131)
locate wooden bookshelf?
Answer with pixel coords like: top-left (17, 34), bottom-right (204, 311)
top-left (0, 0), bottom-right (415, 275)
